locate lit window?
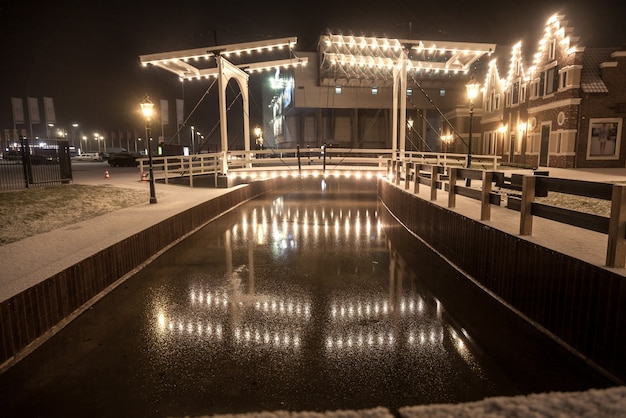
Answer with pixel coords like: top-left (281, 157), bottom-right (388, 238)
top-left (406, 88), bottom-right (413, 96)
top-left (371, 87), bottom-right (378, 95)
top-left (335, 86), bottom-right (342, 94)
top-left (440, 89), bottom-right (446, 96)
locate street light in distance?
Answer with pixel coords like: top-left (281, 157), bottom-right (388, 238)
top-left (465, 77), bottom-right (481, 186)
top-left (140, 95), bottom-right (157, 204)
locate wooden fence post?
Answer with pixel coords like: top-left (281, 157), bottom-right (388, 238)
top-left (430, 165), bottom-right (438, 201)
top-left (519, 176), bottom-right (536, 235)
top-left (481, 171), bottom-right (493, 221)
top-left (413, 164), bottom-right (420, 194)
top-left (606, 184), bottom-right (626, 268)
top-left (405, 162), bottom-right (412, 190)
top-left (395, 161), bottom-right (402, 186)
top-left (448, 167), bottom-right (457, 208)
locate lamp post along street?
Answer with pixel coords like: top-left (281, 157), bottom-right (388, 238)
top-left (465, 78), bottom-right (480, 187)
top-left (141, 96), bottom-right (157, 204)
top-left (191, 125), bottom-right (195, 154)
top-left (254, 126), bottom-right (264, 150)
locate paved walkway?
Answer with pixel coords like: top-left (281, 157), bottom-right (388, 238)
top-left (0, 165), bottom-right (231, 303)
top-left (409, 166), bottom-right (626, 276)
top-left (2, 165), bottom-right (626, 304)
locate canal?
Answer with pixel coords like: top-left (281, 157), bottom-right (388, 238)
top-left (0, 177), bottom-right (607, 417)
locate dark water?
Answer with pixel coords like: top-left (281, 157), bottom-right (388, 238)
top-left (0, 178), bottom-right (602, 417)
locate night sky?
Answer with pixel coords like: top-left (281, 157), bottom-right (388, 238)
top-left (1, 0), bottom-right (624, 143)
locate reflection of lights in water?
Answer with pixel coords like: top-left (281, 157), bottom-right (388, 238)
top-left (326, 330), bottom-right (403, 351)
top-left (321, 178), bottom-right (327, 191)
top-left (190, 288), bottom-right (313, 321)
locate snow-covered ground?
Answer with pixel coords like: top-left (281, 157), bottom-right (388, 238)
top-left (199, 386), bottom-right (626, 418)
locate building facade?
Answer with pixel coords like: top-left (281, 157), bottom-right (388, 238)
top-left (274, 15), bottom-right (626, 169)
top-left (481, 14), bottom-right (626, 168)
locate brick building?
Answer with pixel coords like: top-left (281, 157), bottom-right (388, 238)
top-left (478, 14), bottom-right (626, 168)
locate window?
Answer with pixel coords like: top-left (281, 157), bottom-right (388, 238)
top-left (530, 80), bottom-right (539, 99)
top-left (407, 88), bottom-right (413, 96)
top-left (512, 81), bottom-right (520, 105)
top-left (520, 85), bottom-right (527, 102)
top-left (544, 66), bottom-right (558, 95)
top-left (560, 70), bottom-right (567, 89)
top-left (335, 86), bottom-right (342, 94)
top-left (549, 39), bottom-right (556, 60)
top-left (371, 87), bottom-right (378, 95)
top-left (484, 132), bottom-right (495, 154)
top-left (440, 89), bottom-right (446, 97)
top-left (536, 66), bottom-right (559, 97)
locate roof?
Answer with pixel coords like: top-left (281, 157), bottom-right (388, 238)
top-left (580, 47), bottom-right (616, 93)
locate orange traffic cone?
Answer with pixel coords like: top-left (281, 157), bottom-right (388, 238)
top-left (141, 171), bottom-right (148, 182)
top-left (105, 169), bottom-right (110, 179)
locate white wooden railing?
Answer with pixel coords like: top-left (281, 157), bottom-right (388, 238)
top-left (137, 148), bottom-right (500, 186)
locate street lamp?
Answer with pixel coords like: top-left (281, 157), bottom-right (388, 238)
top-left (465, 77), bottom-right (480, 186)
top-left (72, 123), bottom-right (79, 147)
top-left (498, 124), bottom-right (507, 160)
top-left (94, 133), bottom-right (101, 152)
top-left (191, 125), bottom-right (195, 154)
top-left (140, 95), bottom-right (157, 204)
top-left (254, 126), bottom-right (264, 150)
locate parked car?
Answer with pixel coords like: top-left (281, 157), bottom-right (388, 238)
top-left (74, 152), bottom-right (102, 161)
top-left (29, 154), bottom-right (57, 165)
top-left (3, 150), bottom-right (21, 161)
top-left (108, 152), bottom-right (140, 167)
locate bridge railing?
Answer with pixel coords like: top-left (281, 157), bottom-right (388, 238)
top-left (138, 149), bottom-right (500, 186)
top-left (138, 152), bottom-right (222, 187)
top-left (404, 151), bottom-right (500, 170)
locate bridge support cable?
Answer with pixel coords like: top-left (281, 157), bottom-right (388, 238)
top-left (409, 73), bottom-right (469, 152)
top-left (164, 78), bottom-right (217, 146)
top-left (409, 74), bottom-right (488, 170)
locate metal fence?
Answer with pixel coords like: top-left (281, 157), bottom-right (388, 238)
top-left (0, 138), bottom-right (73, 191)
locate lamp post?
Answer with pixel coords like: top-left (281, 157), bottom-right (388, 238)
top-left (407, 117), bottom-right (414, 151)
top-left (140, 95), bottom-right (157, 204)
top-left (465, 78), bottom-right (480, 186)
top-left (71, 123), bottom-right (79, 147)
top-left (191, 125), bottom-right (195, 154)
top-left (254, 126), bottom-right (264, 150)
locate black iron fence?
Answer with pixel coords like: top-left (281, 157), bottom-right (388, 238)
top-left (0, 138), bottom-right (72, 191)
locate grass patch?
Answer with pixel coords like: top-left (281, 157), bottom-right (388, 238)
top-left (0, 185), bottom-right (146, 245)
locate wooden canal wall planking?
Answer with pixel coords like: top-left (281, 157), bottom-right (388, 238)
top-left (378, 178), bottom-right (626, 385)
top-left (0, 178), bottom-right (285, 370)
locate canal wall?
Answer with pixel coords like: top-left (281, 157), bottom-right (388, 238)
top-left (378, 179), bottom-right (626, 385)
top-left (0, 178), bottom-right (285, 370)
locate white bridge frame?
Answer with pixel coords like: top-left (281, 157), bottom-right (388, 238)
top-left (140, 35), bottom-right (496, 175)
